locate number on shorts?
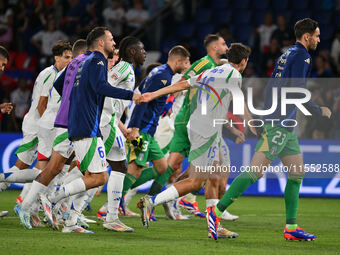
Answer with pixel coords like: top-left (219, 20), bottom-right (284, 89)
top-left (221, 145), bottom-right (228, 158)
top-left (98, 146), bottom-right (105, 158)
top-left (207, 146), bottom-right (217, 159)
top-left (272, 131), bottom-right (287, 146)
top-left (142, 141), bottom-right (149, 152)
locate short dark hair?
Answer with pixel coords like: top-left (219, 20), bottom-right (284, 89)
top-left (118, 36), bottom-right (141, 62)
top-left (227, 43), bottom-right (251, 64)
top-left (204, 34), bottom-right (221, 49)
top-left (168, 45), bottom-right (190, 59)
top-left (72, 39), bottom-right (87, 58)
top-left (86, 27), bottom-right (109, 48)
top-left (294, 18), bottom-right (319, 40)
top-left (0, 45), bottom-right (9, 60)
top-left (52, 40), bottom-right (72, 57)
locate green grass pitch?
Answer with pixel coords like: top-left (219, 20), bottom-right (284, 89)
top-left (1, 190), bottom-right (339, 255)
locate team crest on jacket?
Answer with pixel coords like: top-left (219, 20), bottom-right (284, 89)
top-left (97, 61), bottom-right (104, 66)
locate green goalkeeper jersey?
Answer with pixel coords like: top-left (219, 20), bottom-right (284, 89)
top-left (174, 55), bottom-right (218, 125)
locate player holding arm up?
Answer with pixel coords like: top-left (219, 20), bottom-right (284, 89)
top-left (35, 27), bottom-right (141, 232)
top-left (205, 18), bottom-right (330, 241)
top-left (138, 43), bottom-right (251, 239)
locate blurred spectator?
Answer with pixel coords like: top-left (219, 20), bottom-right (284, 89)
top-left (257, 12), bottom-right (277, 52)
top-left (271, 14), bottom-right (294, 51)
top-left (61, 0), bottom-right (85, 36)
top-left (144, 0), bottom-right (165, 16)
top-left (261, 37), bottom-right (282, 77)
top-left (13, 0), bottom-right (29, 51)
top-left (0, 0), bottom-right (14, 49)
top-left (319, 49), bottom-right (339, 76)
top-left (243, 62), bottom-right (264, 110)
top-left (31, 19), bottom-right (68, 70)
top-left (331, 28), bottom-right (340, 67)
top-left (331, 89), bottom-right (340, 139)
top-left (10, 77), bottom-right (30, 131)
top-left (311, 55), bottom-right (333, 78)
top-left (125, 0), bottom-right (150, 34)
top-left (102, 0), bottom-right (125, 41)
top-left (218, 24), bottom-right (234, 46)
top-left (180, 38), bottom-right (198, 62)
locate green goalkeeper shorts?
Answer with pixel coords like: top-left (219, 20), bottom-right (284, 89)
top-left (255, 124), bottom-right (301, 161)
top-left (169, 123), bottom-right (190, 157)
top-left (127, 132), bottom-right (164, 167)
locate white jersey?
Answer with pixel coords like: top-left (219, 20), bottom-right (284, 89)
top-left (22, 65), bottom-right (58, 134)
top-left (170, 73), bottom-right (185, 124)
top-left (39, 68), bottom-right (63, 129)
top-left (187, 64), bottom-right (242, 138)
top-left (100, 61), bottom-right (135, 128)
top-left (125, 87), bottom-right (140, 127)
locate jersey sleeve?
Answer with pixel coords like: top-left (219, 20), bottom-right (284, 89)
top-left (108, 62), bottom-right (132, 86)
top-left (89, 59), bottom-right (134, 100)
top-left (183, 59), bottom-right (212, 79)
top-left (40, 71), bottom-right (55, 97)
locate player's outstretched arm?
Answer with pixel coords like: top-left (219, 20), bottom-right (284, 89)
top-left (141, 80), bottom-right (190, 103)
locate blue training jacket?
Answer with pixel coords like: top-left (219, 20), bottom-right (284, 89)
top-left (68, 51), bottom-right (134, 139)
top-left (128, 64), bottom-right (174, 136)
top-left (264, 42), bottom-right (322, 131)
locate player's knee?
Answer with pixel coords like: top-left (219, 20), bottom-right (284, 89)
top-left (191, 179), bottom-right (204, 191)
top-left (97, 172), bottom-right (108, 186)
top-left (108, 160), bottom-right (127, 174)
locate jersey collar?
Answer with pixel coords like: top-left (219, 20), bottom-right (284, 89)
top-left (207, 54), bottom-right (218, 66)
top-left (295, 42), bottom-right (308, 53)
top-left (165, 63), bottom-right (174, 75)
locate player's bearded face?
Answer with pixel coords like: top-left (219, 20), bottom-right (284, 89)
top-left (216, 38), bottom-right (229, 58)
top-left (308, 28), bottom-right (320, 51)
top-left (176, 57), bottom-right (190, 73)
top-left (104, 31), bottom-right (115, 55)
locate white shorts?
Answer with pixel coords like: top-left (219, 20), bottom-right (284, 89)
top-left (101, 124), bottom-right (126, 161)
top-left (154, 116), bottom-right (174, 156)
top-left (15, 131), bottom-right (38, 165)
top-left (73, 137), bottom-right (107, 173)
top-left (37, 126), bottom-right (55, 160)
top-left (52, 127), bottom-right (74, 159)
top-left (188, 131), bottom-right (230, 178)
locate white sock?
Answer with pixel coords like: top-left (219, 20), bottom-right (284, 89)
top-left (86, 187), bottom-right (98, 203)
top-left (49, 178), bottom-right (86, 204)
top-left (0, 168), bottom-right (41, 183)
top-left (62, 168), bottom-right (83, 184)
top-left (20, 183), bottom-right (32, 200)
top-left (0, 182), bottom-right (10, 192)
top-left (99, 201), bottom-right (108, 213)
top-left (206, 199), bottom-right (219, 208)
top-left (185, 193), bottom-right (196, 203)
top-left (21, 180), bottom-right (47, 211)
top-left (153, 185), bottom-right (179, 207)
top-left (106, 171), bottom-right (125, 222)
top-left (125, 187), bottom-right (138, 208)
top-left (80, 188), bottom-right (97, 211)
top-left (54, 164), bottom-right (70, 186)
